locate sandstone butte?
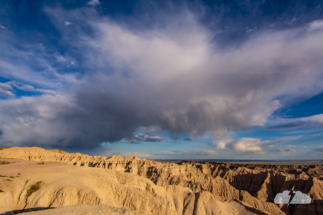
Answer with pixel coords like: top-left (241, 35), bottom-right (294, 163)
top-left (0, 147), bottom-right (322, 215)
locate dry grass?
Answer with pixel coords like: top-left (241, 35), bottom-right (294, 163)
top-left (0, 161), bottom-right (11, 165)
top-left (26, 181), bottom-right (42, 198)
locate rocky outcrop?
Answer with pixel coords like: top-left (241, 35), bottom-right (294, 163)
top-left (21, 205), bottom-right (139, 215)
top-left (1, 147), bottom-right (322, 214)
top-left (0, 157), bottom-right (268, 215)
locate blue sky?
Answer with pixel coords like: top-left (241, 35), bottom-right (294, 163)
top-left (1, 0), bottom-right (323, 160)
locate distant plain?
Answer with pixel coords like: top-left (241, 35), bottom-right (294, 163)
top-left (157, 159), bottom-right (323, 166)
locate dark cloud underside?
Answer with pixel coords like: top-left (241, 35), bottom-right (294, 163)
top-left (0, 1), bottom-right (323, 151)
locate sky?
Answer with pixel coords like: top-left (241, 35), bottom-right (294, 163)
top-left (1, 0), bottom-right (323, 160)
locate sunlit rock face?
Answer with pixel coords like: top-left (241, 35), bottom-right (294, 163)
top-left (1, 147), bottom-right (322, 214)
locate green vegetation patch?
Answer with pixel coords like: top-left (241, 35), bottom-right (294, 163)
top-left (0, 175), bottom-right (6, 177)
top-left (26, 181), bottom-right (42, 198)
top-left (37, 162), bottom-right (44, 165)
top-left (0, 161), bottom-right (11, 165)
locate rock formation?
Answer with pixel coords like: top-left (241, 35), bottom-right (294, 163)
top-left (0, 147), bottom-right (322, 214)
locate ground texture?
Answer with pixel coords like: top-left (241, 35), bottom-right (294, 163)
top-left (0, 147), bottom-right (322, 215)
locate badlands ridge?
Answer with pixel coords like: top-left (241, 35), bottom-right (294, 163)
top-left (0, 147), bottom-right (322, 215)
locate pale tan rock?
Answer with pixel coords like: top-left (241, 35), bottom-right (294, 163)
top-left (0, 156), bottom-right (265, 215)
top-left (21, 205), bottom-right (138, 215)
top-left (1, 147), bottom-right (322, 214)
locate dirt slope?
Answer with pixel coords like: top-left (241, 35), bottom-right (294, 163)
top-left (0, 156), bottom-right (267, 215)
top-left (1, 147), bottom-right (322, 214)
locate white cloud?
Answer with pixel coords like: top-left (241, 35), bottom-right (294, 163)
top-left (55, 55), bottom-right (67, 62)
top-left (0, 83), bottom-right (14, 97)
top-left (7, 81), bottom-right (34, 91)
top-left (35, 89), bottom-right (57, 95)
top-left (17, 85), bottom-right (34, 91)
top-left (0, 40), bottom-right (78, 88)
top-left (0, 94), bottom-right (86, 147)
top-left (87, 0), bottom-right (100, 6)
top-left (267, 113), bottom-right (323, 130)
top-left (245, 27), bottom-right (257, 33)
top-left (0, 25), bottom-right (6, 29)
top-left (299, 114), bottom-right (323, 123)
top-left (283, 144), bottom-right (308, 148)
top-left (277, 148), bottom-right (296, 155)
top-left (215, 137), bottom-right (296, 154)
top-left (184, 143), bottom-right (205, 146)
top-left (164, 149), bottom-right (217, 156)
top-left (284, 145), bottom-right (297, 148)
top-left (80, 11), bottom-right (323, 139)
top-left (1, 7), bottom-right (323, 150)
top-left (308, 20), bottom-right (323, 31)
top-left (0, 81), bottom-right (57, 98)
top-left (123, 134), bottom-right (174, 143)
top-left (216, 138), bottom-right (265, 154)
top-left (64, 21), bottom-right (72, 26)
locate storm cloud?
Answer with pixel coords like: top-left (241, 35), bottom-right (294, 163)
top-left (1, 6), bottom-right (323, 150)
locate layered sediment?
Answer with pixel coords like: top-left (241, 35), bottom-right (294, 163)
top-left (1, 147), bottom-right (322, 215)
